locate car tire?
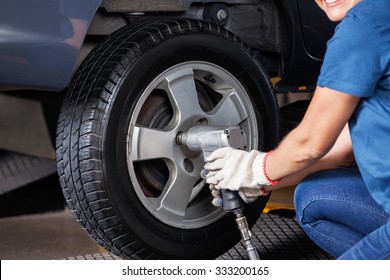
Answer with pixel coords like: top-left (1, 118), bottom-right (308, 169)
top-left (56, 19), bottom-right (280, 259)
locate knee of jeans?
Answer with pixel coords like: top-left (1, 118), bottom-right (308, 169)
top-left (294, 179), bottom-right (314, 226)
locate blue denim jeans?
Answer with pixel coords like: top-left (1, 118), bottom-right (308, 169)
top-left (294, 168), bottom-right (390, 259)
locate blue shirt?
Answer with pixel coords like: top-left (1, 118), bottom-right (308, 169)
top-left (317, 0), bottom-right (390, 213)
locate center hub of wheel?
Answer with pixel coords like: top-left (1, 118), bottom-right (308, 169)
top-left (177, 126), bottom-right (247, 158)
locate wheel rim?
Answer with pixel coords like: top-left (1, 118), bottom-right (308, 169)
top-left (126, 61), bottom-right (259, 229)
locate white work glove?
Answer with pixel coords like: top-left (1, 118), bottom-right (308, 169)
top-left (204, 147), bottom-right (279, 191)
top-left (209, 183), bottom-right (268, 206)
top-left (205, 171), bottom-right (265, 207)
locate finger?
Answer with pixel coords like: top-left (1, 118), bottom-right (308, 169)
top-left (206, 175), bottom-right (219, 185)
top-left (210, 188), bottom-right (221, 198)
top-left (215, 179), bottom-right (239, 191)
top-left (213, 169), bottom-right (226, 182)
top-left (238, 191), bottom-right (257, 204)
top-left (240, 187), bottom-right (270, 197)
top-left (201, 169), bottom-right (216, 179)
top-left (204, 158), bottom-right (225, 171)
top-left (240, 188), bottom-right (262, 197)
top-left (206, 169), bottom-right (225, 185)
top-left (208, 184), bottom-right (223, 207)
top-left (212, 196), bottom-right (223, 207)
top-left (209, 185), bottom-right (221, 196)
top-left (205, 147), bottom-right (234, 162)
top-left (211, 189), bottom-right (221, 197)
top-left (208, 184), bottom-right (221, 196)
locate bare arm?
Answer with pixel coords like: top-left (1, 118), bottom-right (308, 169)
top-left (265, 86), bottom-right (360, 186)
top-left (263, 123), bottom-right (355, 191)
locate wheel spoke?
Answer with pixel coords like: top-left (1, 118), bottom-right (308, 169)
top-left (208, 90), bottom-right (248, 126)
top-left (159, 68), bottom-right (205, 123)
top-left (152, 166), bottom-right (200, 220)
top-left (130, 126), bottom-right (175, 161)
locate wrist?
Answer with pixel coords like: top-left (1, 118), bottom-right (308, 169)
top-left (253, 151), bottom-right (281, 186)
top-left (263, 150), bottom-right (281, 185)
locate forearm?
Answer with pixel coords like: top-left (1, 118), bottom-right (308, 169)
top-left (267, 129), bottom-right (326, 180)
top-left (264, 87), bottom-right (360, 186)
top-left (263, 134), bottom-right (355, 191)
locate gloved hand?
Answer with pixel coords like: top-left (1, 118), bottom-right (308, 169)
top-left (204, 147), bottom-right (279, 191)
top-left (209, 184), bottom-right (269, 207)
top-left (238, 187), bottom-right (270, 202)
top-left (205, 171), bottom-right (263, 206)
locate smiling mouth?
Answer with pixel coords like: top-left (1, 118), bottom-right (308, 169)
top-left (324, 0), bottom-right (344, 7)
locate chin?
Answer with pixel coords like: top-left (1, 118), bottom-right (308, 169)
top-left (325, 11), bottom-right (347, 22)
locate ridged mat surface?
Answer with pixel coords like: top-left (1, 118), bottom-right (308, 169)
top-left (0, 150), bottom-right (56, 195)
top-left (65, 212), bottom-right (332, 260)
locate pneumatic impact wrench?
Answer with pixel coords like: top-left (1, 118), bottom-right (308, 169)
top-left (177, 126), bottom-right (260, 260)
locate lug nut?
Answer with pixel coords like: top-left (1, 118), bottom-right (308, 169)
top-left (176, 131), bottom-right (183, 145)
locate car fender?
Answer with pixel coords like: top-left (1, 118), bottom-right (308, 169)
top-left (0, 0), bottom-right (102, 91)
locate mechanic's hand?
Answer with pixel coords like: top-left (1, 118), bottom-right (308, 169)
top-left (238, 187), bottom-right (270, 203)
top-left (209, 185), bottom-right (269, 207)
top-left (204, 147), bottom-right (278, 191)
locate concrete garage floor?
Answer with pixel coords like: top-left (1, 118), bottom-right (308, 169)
top-left (0, 210), bottom-right (108, 260)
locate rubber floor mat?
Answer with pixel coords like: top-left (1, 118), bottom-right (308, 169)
top-left (0, 149), bottom-right (56, 195)
top-left (217, 212), bottom-right (332, 260)
top-left (64, 213), bottom-right (332, 260)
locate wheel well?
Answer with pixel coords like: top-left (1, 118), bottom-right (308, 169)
top-left (78, 0), bottom-right (286, 76)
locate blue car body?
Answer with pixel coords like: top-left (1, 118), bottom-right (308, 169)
top-left (0, 0), bottom-right (101, 91)
top-left (0, 0), bottom-right (336, 93)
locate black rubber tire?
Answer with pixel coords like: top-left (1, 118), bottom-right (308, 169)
top-left (56, 19), bottom-right (280, 259)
